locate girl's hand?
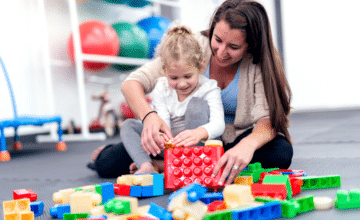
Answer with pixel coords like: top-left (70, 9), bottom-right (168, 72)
top-left (141, 113), bottom-right (172, 156)
top-left (172, 127), bottom-right (208, 147)
top-left (212, 140), bottom-right (257, 186)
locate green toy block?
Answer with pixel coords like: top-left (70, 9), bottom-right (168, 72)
top-left (63, 213), bottom-right (89, 220)
top-left (255, 197), bottom-right (300, 218)
top-left (203, 209), bottom-right (232, 220)
top-left (104, 199), bottom-right (131, 214)
top-left (335, 189), bottom-right (360, 210)
top-left (262, 175), bottom-right (292, 200)
top-left (293, 195), bottom-right (315, 214)
top-left (238, 162), bottom-right (264, 183)
top-left (299, 175), bottom-right (341, 190)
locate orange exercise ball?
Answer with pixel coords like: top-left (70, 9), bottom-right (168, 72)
top-left (68, 20), bottom-right (120, 72)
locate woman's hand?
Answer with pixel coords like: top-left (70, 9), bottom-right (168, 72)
top-left (172, 127), bottom-right (208, 147)
top-left (212, 139), bottom-right (257, 186)
top-left (141, 113), bottom-right (173, 156)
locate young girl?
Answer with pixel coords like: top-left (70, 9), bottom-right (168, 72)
top-left (88, 25), bottom-right (225, 176)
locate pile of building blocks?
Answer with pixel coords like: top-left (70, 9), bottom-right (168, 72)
top-left (2, 189), bottom-right (45, 219)
top-left (164, 145), bottom-right (224, 191)
top-left (115, 173), bottom-right (164, 197)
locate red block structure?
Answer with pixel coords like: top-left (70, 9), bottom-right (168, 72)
top-left (114, 184), bottom-right (131, 196)
top-left (13, 189), bottom-right (37, 202)
top-left (251, 183), bottom-right (288, 200)
top-left (164, 146), bottom-right (224, 191)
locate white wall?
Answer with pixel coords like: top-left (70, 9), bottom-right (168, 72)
top-left (1, 0), bottom-right (360, 137)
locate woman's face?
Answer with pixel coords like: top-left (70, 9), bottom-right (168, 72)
top-left (211, 20), bottom-right (248, 68)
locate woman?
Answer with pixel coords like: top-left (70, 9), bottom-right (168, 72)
top-left (99, 0), bottom-right (293, 184)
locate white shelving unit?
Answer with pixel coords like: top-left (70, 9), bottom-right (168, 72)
top-left (37, 0), bottom-right (180, 142)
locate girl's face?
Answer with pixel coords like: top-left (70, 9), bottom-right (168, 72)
top-left (165, 61), bottom-right (200, 100)
top-left (211, 20), bottom-right (248, 68)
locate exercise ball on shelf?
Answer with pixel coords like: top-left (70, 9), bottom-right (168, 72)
top-left (68, 20), bottom-right (120, 72)
top-left (126, 0), bottom-right (151, 8)
top-left (111, 22), bottom-right (149, 71)
top-left (137, 16), bottom-right (172, 59)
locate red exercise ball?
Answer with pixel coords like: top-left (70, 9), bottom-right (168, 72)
top-left (68, 20), bottom-right (120, 72)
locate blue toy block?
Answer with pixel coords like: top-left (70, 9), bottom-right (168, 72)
top-left (168, 183), bottom-right (207, 204)
top-left (146, 203), bottom-right (173, 220)
top-left (96, 182), bottom-right (115, 204)
top-left (200, 192), bottom-right (223, 204)
top-left (88, 215), bottom-right (107, 219)
top-left (30, 201), bottom-right (44, 216)
top-left (152, 173), bottom-right (164, 196)
top-left (231, 202), bottom-right (282, 220)
top-left (142, 186), bottom-right (154, 197)
top-left (130, 185), bottom-right (142, 197)
top-left (49, 203), bottom-right (71, 218)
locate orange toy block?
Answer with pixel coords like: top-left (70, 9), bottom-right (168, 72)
top-left (234, 176), bottom-right (253, 186)
top-left (3, 198), bottom-right (34, 220)
top-left (204, 140), bottom-right (223, 147)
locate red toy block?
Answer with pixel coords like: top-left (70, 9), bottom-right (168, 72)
top-left (207, 200), bottom-right (227, 213)
top-left (290, 178), bottom-right (303, 196)
top-left (13, 189), bottom-right (37, 201)
top-left (251, 183), bottom-right (287, 200)
top-left (164, 146), bottom-right (224, 191)
top-left (114, 184), bottom-right (131, 196)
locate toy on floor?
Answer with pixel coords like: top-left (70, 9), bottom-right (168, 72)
top-left (115, 173), bottom-right (164, 197)
top-left (3, 198), bottom-right (34, 220)
top-left (164, 145), bottom-right (224, 191)
top-left (0, 57), bottom-right (66, 162)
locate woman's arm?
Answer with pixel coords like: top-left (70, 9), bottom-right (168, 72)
top-left (212, 117), bottom-right (276, 185)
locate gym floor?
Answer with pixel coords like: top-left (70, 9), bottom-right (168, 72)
top-left (1, 108), bottom-right (360, 219)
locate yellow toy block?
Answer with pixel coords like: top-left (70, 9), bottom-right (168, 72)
top-left (204, 140), bottom-right (223, 147)
top-left (53, 188), bottom-right (76, 204)
top-left (223, 184), bottom-right (255, 209)
top-left (70, 191), bottom-right (101, 213)
top-left (137, 205), bottom-right (150, 216)
top-left (168, 192), bottom-right (207, 220)
top-left (90, 205), bottom-right (106, 216)
top-left (117, 175), bottom-right (135, 185)
top-left (168, 192), bottom-right (190, 212)
top-left (80, 184), bottom-right (96, 192)
top-left (132, 174), bottom-right (153, 186)
top-left (3, 198), bottom-right (34, 220)
top-left (234, 176), bottom-right (253, 185)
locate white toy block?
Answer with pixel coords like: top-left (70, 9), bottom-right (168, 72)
top-left (223, 184), bottom-right (254, 209)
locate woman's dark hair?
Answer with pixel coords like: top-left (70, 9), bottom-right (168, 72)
top-left (208, 0), bottom-right (292, 142)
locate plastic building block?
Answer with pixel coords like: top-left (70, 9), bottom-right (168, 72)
top-left (300, 175), bottom-right (341, 190)
top-left (63, 213), bottom-right (89, 220)
top-left (335, 189), bottom-right (360, 210)
top-left (293, 195), bottom-right (315, 214)
top-left (146, 203), bottom-right (172, 220)
top-left (255, 197), bottom-right (300, 218)
top-left (3, 198), bottom-right (34, 220)
top-left (273, 169), bottom-right (306, 176)
top-left (231, 201), bottom-right (281, 220)
top-left (262, 175), bottom-right (292, 200)
top-left (168, 192), bottom-right (208, 220)
top-left (168, 183), bottom-right (207, 204)
top-left (200, 192), bottom-right (223, 204)
top-left (234, 176), bottom-right (253, 185)
top-left (114, 196), bottom-right (139, 215)
top-left (223, 184), bottom-right (254, 209)
top-left (130, 186), bottom-right (143, 197)
top-left (313, 196), bottom-right (334, 210)
top-left (117, 174), bottom-right (136, 185)
top-left (13, 189), bottom-right (37, 202)
top-left (237, 162), bottom-right (264, 183)
top-left (141, 186), bottom-right (154, 197)
top-left (152, 173), bottom-right (164, 196)
top-left (250, 183), bottom-right (288, 200)
top-left (70, 191), bottom-right (101, 214)
top-left (203, 208), bottom-right (232, 220)
top-left (114, 184), bottom-right (131, 196)
top-left (87, 215), bottom-right (107, 219)
top-left (30, 201), bottom-right (44, 216)
top-left (95, 182), bottom-right (115, 205)
top-left (50, 204), bottom-right (71, 218)
top-left (164, 146), bottom-right (224, 191)
top-left (204, 140), bottom-right (223, 147)
top-left (53, 188), bottom-right (76, 204)
top-left (104, 199), bottom-right (131, 214)
top-left (290, 178), bottom-right (302, 196)
top-left (207, 201), bottom-right (227, 212)
top-left (133, 174), bottom-right (154, 186)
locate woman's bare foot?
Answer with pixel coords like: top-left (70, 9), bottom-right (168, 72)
top-left (91, 145), bottom-right (106, 161)
top-left (152, 159), bottom-right (164, 173)
top-left (129, 162), bottom-right (138, 174)
top-left (134, 162), bottom-right (158, 174)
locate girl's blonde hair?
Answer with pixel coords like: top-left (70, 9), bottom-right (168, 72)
top-left (156, 24), bottom-right (203, 71)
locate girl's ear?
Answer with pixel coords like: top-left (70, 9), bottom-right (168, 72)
top-left (199, 59), bottom-right (206, 72)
